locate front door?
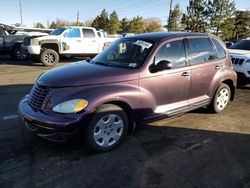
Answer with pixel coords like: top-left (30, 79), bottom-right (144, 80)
top-left (139, 39), bottom-right (190, 119)
top-left (61, 28), bottom-right (82, 54)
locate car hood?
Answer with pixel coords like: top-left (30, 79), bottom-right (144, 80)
top-left (37, 61), bottom-right (138, 87)
top-left (229, 49), bottom-right (250, 56)
top-left (35, 35), bottom-right (60, 41)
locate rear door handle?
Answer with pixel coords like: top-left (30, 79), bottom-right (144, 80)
top-left (181, 72), bottom-right (190, 77)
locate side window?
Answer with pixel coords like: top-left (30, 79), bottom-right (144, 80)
top-left (64, 28), bottom-right (80, 38)
top-left (155, 40), bottom-right (186, 69)
top-left (82, 29), bottom-right (95, 38)
top-left (211, 38), bottom-right (226, 59)
top-left (187, 38), bottom-right (215, 65)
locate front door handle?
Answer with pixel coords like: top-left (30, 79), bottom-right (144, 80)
top-left (181, 72), bottom-right (190, 77)
top-left (215, 65), bottom-right (221, 70)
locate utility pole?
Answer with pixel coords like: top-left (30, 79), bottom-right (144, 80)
top-left (167, 0), bottom-right (173, 30)
top-left (76, 11), bottom-right (79, 26)
top-left (18, 0), bottom-right (23, 26)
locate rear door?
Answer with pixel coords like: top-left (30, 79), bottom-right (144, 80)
top-left (186, 37), bottom-right (222, 108)
top-left (82, 28), bottom-right (99, 54)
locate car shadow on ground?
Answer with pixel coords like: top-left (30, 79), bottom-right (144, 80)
top-left (0, 84), bottom-right (250, 187)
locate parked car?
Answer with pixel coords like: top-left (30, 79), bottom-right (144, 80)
top-left (22, 26), bottom-right (119, 67)
top-left (225, 41), bottom-right (234, 48)
top-left (229, 39), bottom-right (250, 85)
top-left (19, 32), bottom-right (237, 152)
top-left (0, 23), bottom-right (49, 60)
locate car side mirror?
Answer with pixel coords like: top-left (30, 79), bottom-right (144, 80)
top-left (152, 60), bottom-right (172, 72)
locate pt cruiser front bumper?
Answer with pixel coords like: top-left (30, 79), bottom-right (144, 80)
top-left (18, 97), bottom-right (93, 142)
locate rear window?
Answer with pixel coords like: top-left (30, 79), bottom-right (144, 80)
top-left (211, 38), bottom-right (226, 59)
top-left (82, 29), bottom-right (95, 38)
top-left (187, 38), bottom-right (216, 65)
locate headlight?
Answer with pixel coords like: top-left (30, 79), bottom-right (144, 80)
top-left (53, 99), bottom-right (88, 113)
top-left (30, 38), bottom-right (39, 45)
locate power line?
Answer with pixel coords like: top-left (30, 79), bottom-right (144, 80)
top-left (77, 10), bottom-right (79, 25)
top-left (18, 0), bottom-right (23, 26)
top-left (167, 0), bottom-right (173, 28)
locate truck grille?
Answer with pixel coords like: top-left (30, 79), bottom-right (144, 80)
top-left (23, 37), bottom-right (31, 46)
top-left (28, 84), bottom-right (50, 111)
top-left (231, 57), bottom-right (244, 65)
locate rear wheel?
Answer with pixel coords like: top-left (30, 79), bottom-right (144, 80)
top-left (209, 83), bottom-right (231, 113)
top-left (40, 49), bottom-right (59, 67)
top-left (85, 104), bottom-right (129, 152)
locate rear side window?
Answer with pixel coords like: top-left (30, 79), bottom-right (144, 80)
top-left (211, 38), bottom-right (226, 59)
top-left (82, 29), bottom-right (95, 38)
top-left (187, 38), bottom-right (215, 65)
top-left (155, 40), bottom-right (186, 69)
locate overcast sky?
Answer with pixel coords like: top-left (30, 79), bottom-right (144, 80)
top-left (0, 0), bottom-right (249, 27)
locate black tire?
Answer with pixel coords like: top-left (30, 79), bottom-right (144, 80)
top-left (40, 49), bottom-right (59, 67)
top-left (85, 104), bottom-right (129, 152)
top-left (208, 83), bottom-right (231, 113)
top-left (11, 45), bottom-right (29, 60)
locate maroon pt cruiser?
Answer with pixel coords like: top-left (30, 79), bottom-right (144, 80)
top-left (19, 32), bottom-right (237, 151)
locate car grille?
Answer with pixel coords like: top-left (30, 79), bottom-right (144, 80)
top-left (28, 84), bottom-right (50, 111)
top-left (231, 57), bottom-right (244, 65)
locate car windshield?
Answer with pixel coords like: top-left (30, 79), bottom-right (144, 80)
top-left (229, 40), bottom-right (250, 51)
top-left (92, 38), bottom-right (154, 69)
top-left (51, 27), bottom-right (66, 35)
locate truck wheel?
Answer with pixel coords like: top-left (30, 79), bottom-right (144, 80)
top-left (40, 49), bottom-right (59, 67)
top-left (11, 45), bottom-right (28, 60)
top-left (85, 104), bottom-right (129, 152)
top-left (208, 83), bottom-right (231, 113)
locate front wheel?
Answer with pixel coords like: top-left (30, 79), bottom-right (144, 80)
top-left (209, 83), bottom-right (231, 113)
top-left (11, 45), bottom-right (29, 60)
top-left (40, 49), bottom-right (59, 67)
top-left (85, 104), bottom-right (129, 152)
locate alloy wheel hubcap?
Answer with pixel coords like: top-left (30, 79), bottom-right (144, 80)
top-left (216, 88), bottom-right (230, 110)
top-left (93, 114), bottom-right (124, 147)
top-left (16, 49), bottom-right (27, 60)
top-left (44, 53), bottom-right (55, 63)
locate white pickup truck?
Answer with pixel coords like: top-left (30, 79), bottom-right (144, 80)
top-left (23, 27), bottom-right (118, 66)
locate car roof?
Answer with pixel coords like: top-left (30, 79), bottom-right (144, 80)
top-left (126, 32), bottom-right (210, 42)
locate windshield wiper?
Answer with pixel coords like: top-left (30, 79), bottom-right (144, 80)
top-left (93, 61), bottom-right (113, 67)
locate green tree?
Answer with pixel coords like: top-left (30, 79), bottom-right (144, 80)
top-left (49, 21), bottom-right (57, 29)
top-left (91, 9), bottom-right (110, 31)
top-left (127, 16), bottom-right (144, 33)
top-left (207, 0), bottom-right (236, 38)
top-left (167, 4), bottom-right (182, 31)
top-left (108, 11), bottom-right (120, 34)
top-left (34, 22), bottom-right (45, 29)
top-left (120, 17), bottom-right (130, 33)
top-left (181, 0), bottom-right (208, 32)
top-left (234, 10), bottom-right (250, 40)
top-left (144, 18), bottom-right (162, 32)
